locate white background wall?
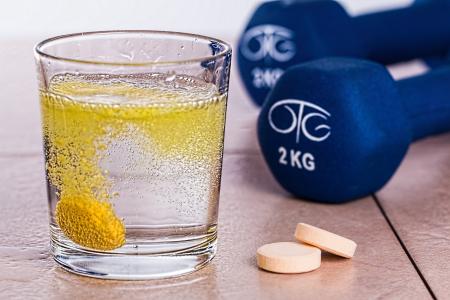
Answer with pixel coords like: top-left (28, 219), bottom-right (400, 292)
top-left (0, 0), bottom-right (413, 40)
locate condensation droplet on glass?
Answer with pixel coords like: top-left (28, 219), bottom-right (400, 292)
top-left (120, 52), bottom-right (134, 61)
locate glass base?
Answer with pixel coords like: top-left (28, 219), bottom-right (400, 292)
top-left (51, 230), bottom-right (217, 280)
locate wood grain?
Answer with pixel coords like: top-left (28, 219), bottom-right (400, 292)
top-left (0, 154), bottom-right (431, 299)
top-left (377, 134), bottom-right (450, 299)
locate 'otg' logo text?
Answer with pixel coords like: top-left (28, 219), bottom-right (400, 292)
top-left (240, 25), bottom-right (296, 62)
top-left (268, 99), bottom-right (331, 144)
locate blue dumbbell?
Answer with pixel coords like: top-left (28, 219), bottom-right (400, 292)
top-left (258, 57), bottom-right (450, 203)
top-left (238, 0), bottom-right (450, 105)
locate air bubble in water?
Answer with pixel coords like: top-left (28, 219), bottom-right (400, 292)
top-left (165, 74), bottom-right (176, 82)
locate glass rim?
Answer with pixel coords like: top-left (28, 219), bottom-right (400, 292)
top-left (34, 30), bottom-right (232, 67)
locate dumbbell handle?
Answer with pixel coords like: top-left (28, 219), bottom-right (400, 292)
top-left (354, 0), bottom-right (450, 64)
top-left (398, 67), bottom-right (450, 140)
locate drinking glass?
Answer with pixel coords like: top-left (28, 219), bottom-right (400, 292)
top-left (34, 30), bottom-right (231, 280)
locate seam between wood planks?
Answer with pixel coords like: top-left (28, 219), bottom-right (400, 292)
top-left (373, 194), bottom-right (437, 300)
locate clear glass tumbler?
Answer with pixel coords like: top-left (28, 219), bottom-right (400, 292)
top-left (34, 31), bottom-right (231, 280)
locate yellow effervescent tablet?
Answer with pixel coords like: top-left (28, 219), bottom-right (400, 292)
top-left (56, 194), bottom-right (126, 251)
top-left (256, 242), bottom-right (321, 274)
top-left (295, 223), bottom-right (357, 258)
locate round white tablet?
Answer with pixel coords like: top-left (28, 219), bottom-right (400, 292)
top-left (256, 242), bottom-right (321, 274)
top-left (295, 223), bottom-right (357, 258)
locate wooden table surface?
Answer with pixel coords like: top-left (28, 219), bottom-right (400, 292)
top-left (0, 40), bottom-right (448, 300)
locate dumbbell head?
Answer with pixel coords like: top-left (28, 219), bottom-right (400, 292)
top-left (238, 0), bottom-right (450, 105)
top-left (257, 58), bottom-right (411, 203)
top-left (238, 0), bottom-right (361, 105)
